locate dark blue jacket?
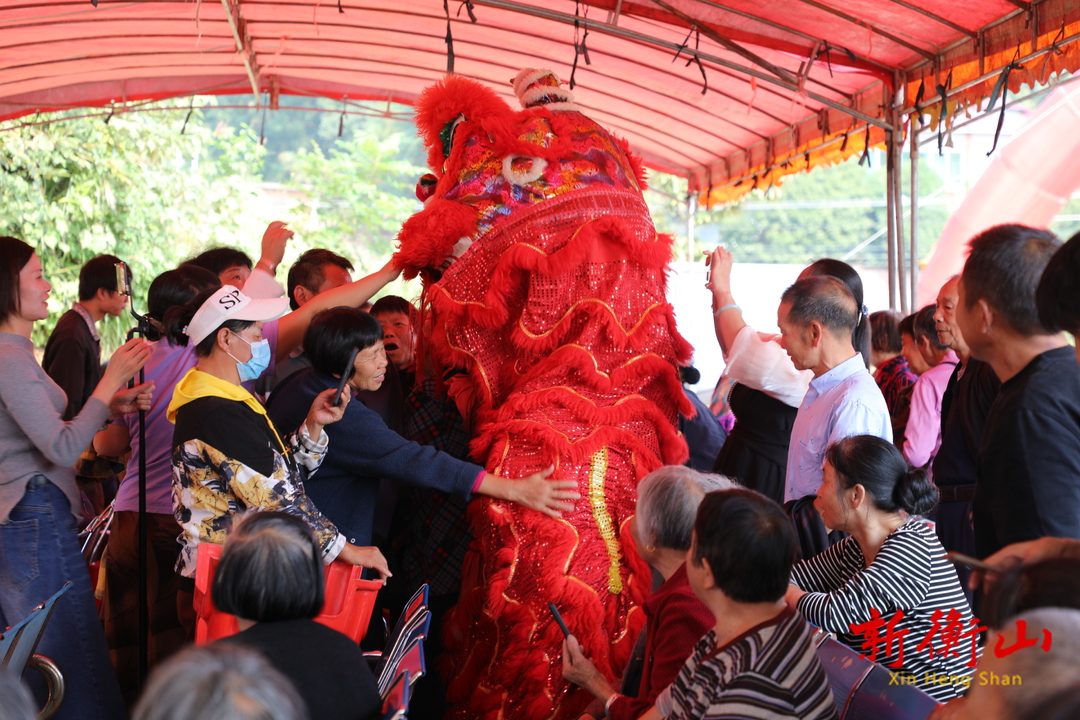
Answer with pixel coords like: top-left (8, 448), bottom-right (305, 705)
top-left (266, 367), bottom-right (482, 546)
top-left (679, 387), bottom-right (728, 472)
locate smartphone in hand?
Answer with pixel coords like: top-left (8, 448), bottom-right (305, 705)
top-left (333, 347), bottom-right (360, 407)
top-left (946, 551), bottom-right (999, 574)
top-left (549, 602), bottom-right (570, 637)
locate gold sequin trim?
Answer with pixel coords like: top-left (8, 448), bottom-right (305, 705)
top-left (517, 300), bottom-right (664, 340)
top-left (588, 447), bottom-right (623, 594)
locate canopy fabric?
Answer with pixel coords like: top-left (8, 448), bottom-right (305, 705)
top-left (3, 0), bottom-right (1079, 204)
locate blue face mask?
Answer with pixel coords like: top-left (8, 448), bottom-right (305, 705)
top-left (227, 332), bottom-right (271, 383)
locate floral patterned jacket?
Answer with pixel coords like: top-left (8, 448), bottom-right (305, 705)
top-left (170, 394), bottom-right (344, 578)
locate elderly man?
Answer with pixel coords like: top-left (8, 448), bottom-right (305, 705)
top-left (778, 276), bottom-right (891, 502)
top-left (956, 224), bottom-right (1080, 558)
top-left (929, 275), bottom-right (1000, 596)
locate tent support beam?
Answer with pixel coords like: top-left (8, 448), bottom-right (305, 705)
top-left (691, 0), bottom-right (894, 73)
top-left (892, 111), bottom-right (907, 314)
top-left (880, 0), bottom-right (978, 37)
top-left (471, 0), bottom-right (894, 131)
top-left (915, 27), bottom-right (1080, 111)
top-left (909, 115), bottom-right (920, 308)
top-left (650, 0), bottom-right (858, 100)
top-left (649, 0), bottom-right (798, 85)
top-left (221, 0), bottom-right (261, 100)
top-left (686, 192), bottom-right (697, 262)
top-left (886, 135), bottom-right (897, 310)
top-left (787, 0), bottom-right (935, 60)
top-left (890, 72), bottom-right (908, 313)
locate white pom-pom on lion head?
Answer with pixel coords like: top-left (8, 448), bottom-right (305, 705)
top-left (511, 68), bottom-right (582, 111)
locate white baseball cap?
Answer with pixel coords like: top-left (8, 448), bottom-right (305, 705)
top-left (185, 286), bottom-right (289, 345)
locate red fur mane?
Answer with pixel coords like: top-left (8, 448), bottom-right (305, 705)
top-left (415, 75), bottom-right (515, 174)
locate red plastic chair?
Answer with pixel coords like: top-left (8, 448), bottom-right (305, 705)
top-left (193, 543), bottom-right (383, 645)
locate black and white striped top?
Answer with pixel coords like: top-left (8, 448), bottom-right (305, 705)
top-left (664, 605), bottom-right (837, 720)
top-left (790, 518), bottom-right (975, 701)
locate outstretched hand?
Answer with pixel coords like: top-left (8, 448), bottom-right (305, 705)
top-left (103, 338), bottom-right (152, 388)
top-left (260, 221), bottom-right (294, 269)
top-left (109, 381), bottom-right (155, 418)
top-left (511, 466), bottom-right (580, 518)
top-left (338, 543), bottom-right (392, 582)
top-left (378, 257), bottom-right (402, 282)
top-left (970, 536), bottom-right (1077, 593)
top-left (704, 246), bottom-right (734, 298)
top-left (562, 634), bottom-right (610, 700)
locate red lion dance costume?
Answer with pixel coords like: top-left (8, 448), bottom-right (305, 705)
top-left (394, 68), bottom-right (693, 720)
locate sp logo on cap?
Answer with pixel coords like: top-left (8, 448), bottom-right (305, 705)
top-left (218, 289), bottom-right (243, 310)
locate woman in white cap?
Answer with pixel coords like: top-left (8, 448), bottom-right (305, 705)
top-left (162, 285), bottom-right (389, 634)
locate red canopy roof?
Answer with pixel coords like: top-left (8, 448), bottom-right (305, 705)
top-left (4, 0), bottom-right (1079, 203)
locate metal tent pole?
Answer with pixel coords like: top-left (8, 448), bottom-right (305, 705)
top-left (686, 191), bottom-right (698, 262)
top-left (910, 117), bottom-right (921, 308)
top-left (893, 113), bottom-right (908, 315)
top-left (886, 124), bottom-right (897, 311)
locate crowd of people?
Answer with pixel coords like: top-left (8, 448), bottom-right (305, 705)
top-left (0, 219), bottom-right (1078, 720)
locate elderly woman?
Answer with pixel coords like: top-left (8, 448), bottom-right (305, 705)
top-left (561, 466), bottom-right (731, 720)
top-left (214, 511), bottom-right (381, 720)
top-left (265, 306), bottom-right (578, 548)
top-left (786, 434), bottom-right (974, 701)
top-left (163, 286), bottom-right (390, 632)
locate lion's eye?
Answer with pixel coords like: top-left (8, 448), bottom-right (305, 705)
top-left (439, 114), bottom-right (466, 159)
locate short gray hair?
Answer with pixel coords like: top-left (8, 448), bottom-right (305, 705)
top-left (998, 608), bottom-right (1080, 720)
top-left (133, 644), bottom-right (308, 720)
top-left (636, 466), bottom-right (736, 551)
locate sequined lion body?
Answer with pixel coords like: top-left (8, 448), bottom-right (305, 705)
top-left (393, 69), bottom-right (692, 720)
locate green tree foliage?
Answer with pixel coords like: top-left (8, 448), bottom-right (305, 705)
top-left (199, 95), bottom-right (425, 183)
top-left (1, 106), bottom-right (268, 350)
top-left (0, 100), bottom-right (430, 351)
top-left (285, 131), bottom-right (425, 271)
top-left (645, 153), bottom-right (950, 268)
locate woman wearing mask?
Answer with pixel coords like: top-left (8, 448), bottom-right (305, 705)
top-left (96, 255), bottom-right (398, 699)
top-left (162, 285), bottom-right (390, 635)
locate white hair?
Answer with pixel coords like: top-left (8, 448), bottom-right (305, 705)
top-left (636, 466), bottom-right (737, 551)
top-left (133, 644), bottom-right (307, 720)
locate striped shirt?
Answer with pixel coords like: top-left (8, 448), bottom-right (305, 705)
top-left (790, 518), bottom-right (975, 701)
top-left (664, 605), bottom-right (836, 720)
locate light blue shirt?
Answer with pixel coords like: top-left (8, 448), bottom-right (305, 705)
top-left (785, 354), bottom-right (892, 502)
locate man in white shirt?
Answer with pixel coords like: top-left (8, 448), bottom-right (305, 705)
top-left (779, 276), bottom-right (892, 502)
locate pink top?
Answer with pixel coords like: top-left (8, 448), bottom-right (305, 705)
top-left (903, 351), bottom-right (959, 471)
